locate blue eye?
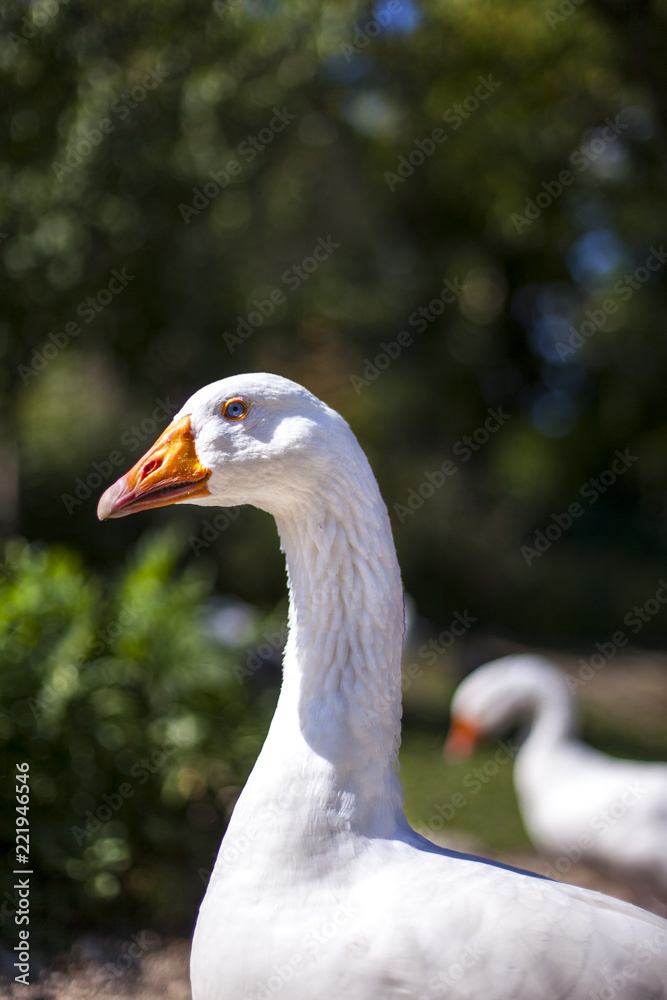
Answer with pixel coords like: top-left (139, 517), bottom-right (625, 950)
top-left (223, 398), bottom-right (248, 420)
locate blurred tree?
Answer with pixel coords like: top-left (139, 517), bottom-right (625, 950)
top-left (1, 0), bottom-right (667, 665)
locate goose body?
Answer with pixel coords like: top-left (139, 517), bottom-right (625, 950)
top-left (98, 374), bottom-right (667, 1000)
top-left (447, 654), bottom-right (667, 898)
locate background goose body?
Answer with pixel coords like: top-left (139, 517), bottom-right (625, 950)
top-left (99, 374), bottom-right (667, 1000)
top-left (447, 655), bottom-right (667, 901)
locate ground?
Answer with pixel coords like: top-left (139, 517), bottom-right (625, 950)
top-left (3, 939), bottom-right (191, 1000)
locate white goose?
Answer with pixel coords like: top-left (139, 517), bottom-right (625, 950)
top-left (98, 374), bottom-right (667, 1000)
top-left (446, 653), bottom-right (667, 900)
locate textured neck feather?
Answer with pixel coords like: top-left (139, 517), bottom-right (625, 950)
top-left (278, 488), bottom-right (404, 769)
top-left (233, 433), bottom-right (406, 841)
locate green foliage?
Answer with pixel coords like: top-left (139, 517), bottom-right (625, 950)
top-left (0, 531), bottom-right (269, 944)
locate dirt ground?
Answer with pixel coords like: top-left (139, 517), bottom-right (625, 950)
top-left (2, 938), bottom-right (192, 1000)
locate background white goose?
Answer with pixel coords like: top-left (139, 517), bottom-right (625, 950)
top-left (446, 654), bottom-right (667, 905)
top-left (98, 374), bottom-right (667, 1000)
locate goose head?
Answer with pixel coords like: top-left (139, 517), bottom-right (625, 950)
top-left (445, 654), bottom-right (571, 760)
top-left (97, 373), bottom-right (355, 521)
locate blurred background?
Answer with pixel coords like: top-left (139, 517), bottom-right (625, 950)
top-left (2, 0), bottom-right (667, 975)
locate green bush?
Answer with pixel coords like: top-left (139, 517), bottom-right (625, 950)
top-left (0, 531), bottom-right (271, 946)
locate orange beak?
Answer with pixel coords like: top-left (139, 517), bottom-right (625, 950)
top-left (444, 716), bottom-right (480, 762)
top-left (97, 414), bottom-right (211, 520)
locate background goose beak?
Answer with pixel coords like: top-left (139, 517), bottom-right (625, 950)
top-left (97, 414), bottom-right (211, 520)
top-left (444, 716), bottom-right (481, 761)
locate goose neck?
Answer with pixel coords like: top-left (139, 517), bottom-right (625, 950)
top-left (521, 683), bottom-right (574, 752)
top-left (276, 470), bottom-right (404, 769)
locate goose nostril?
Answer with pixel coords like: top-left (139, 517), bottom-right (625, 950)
top-left (141, 457), bottom-right (162, 480)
